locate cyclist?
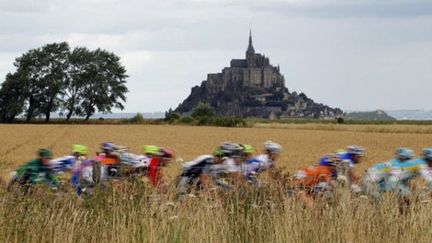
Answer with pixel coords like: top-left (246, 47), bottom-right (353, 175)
top-left (242, 141), bottom-right (282, 186)
top-left (49, 144), bottom-right (89, 174)
top-left (147, 147), bottom-right (174, 191)
top-left (10, 149), bottom-right (59, 190)
top-left (221, 142), bottom-right (245, 187)
top-left (361, 147), bottom-right (414, 202)
top-left (336, 145), bottom-right (365, 192)
top-left (393, 148), bottom-right (432, 198)
top-left (176, 147), bottom-right (228, 196)
top-left (292, 155), bottom-right (338, 206)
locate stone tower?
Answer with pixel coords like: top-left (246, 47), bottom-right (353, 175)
top-left (246, 29), bottom-right (255, 62)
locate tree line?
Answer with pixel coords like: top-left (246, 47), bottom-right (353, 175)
top-left (0, 42), bottom-right (128, 122)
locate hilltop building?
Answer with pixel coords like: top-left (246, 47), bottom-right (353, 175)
top-left (176, 31), bottom-right (342, 119)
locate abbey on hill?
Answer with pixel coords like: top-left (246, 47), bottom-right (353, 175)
top-left (176, 31), bottom-right (343, 119)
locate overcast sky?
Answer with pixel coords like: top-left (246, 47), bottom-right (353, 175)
top-left (1, 0), bottom-right (431, 112)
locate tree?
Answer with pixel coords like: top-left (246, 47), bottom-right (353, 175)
top-left (164, 108), bottom-right (180, 122)
top-left (0, 73), bottom-right (27, 122)
top-left (0, 42), bottom-right (128, 122)
top-left (191, 102), bottom-right (215, 118)
top-left (62, 47), bottom-right (93, 120)
top-left (79, 49), bottom-right (128, 120)
top-left (13, 42), bottom-right (70, 122)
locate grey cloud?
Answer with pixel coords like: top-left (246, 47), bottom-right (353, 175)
top-left (0, 0), bottom-right (431, 112)
top-left (248, 1), bottom-right (432, 18)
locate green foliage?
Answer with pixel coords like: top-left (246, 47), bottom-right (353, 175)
top-left (178, 116), bottom-right (194, 124)
top-left (127, 113), bottom-right (145, 124)
top-left (191, 102), bottom-right (214, 118)
top-left (164, 108), bottom-right (180, 123)
top-left (80, 48), bottom-right (128, 120)
top-left (0, 42), bottom-right (128, 122)
top-left (13, 42), bottom-right (70, 122)
top-left (346, 110), bottom-right (396, 121)
top-left (0, 73), bottom-right (27, 122)
top-left (195, 116), bottom-right (246, 127)
top-left (337, 117), bottom-right (345, 124)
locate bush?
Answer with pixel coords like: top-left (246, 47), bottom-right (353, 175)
top-left (164, 109), bottom-right (180, 123)
top-left (127, 113), bottom-right (144, 124)
top-left (197, 116), bottom-right (246, 127)
top-left (337, 117), bottom-right (345, 124)
top-left (178, 116), bottom-right (194, 124)
top-left (191, 102), bottom-right (214, 118)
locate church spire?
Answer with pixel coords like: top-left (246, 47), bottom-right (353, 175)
top-left (246, 28), bottom-right (255, 56)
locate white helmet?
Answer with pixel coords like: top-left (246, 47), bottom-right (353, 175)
top-left (346, 145), bottom-right (365, 156)
top-left (264, 140), bottom-right (282, 154)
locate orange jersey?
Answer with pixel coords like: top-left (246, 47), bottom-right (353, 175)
top-left (295, 165), bottom-right (333, 187)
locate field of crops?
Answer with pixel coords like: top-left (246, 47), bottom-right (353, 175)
top-left (1, 124), bottom-right (432, 242)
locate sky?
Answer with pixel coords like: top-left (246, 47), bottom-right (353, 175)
top-left (0, 0), bottom-right (431, 112)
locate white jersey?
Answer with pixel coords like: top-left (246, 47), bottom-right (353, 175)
top-left (182, 155), bottom-right (213, 169)
top-left (242, 154), bottom-right (273, 178)
top-left (49, 155), bottom-right (76, 173)
top-left (119, 152), bottom-right (150, 168)
top-left (418, 163), bottom-right (432, 188)
top-left (224, 158), bottom-right (241, 173)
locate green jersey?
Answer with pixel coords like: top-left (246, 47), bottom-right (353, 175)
top-left (16, 159), bottom-right (59, 187)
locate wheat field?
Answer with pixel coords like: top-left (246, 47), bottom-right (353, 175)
top-left (1, 124), bottom-right (432, 242)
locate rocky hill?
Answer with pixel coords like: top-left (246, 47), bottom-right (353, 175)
top-left (176, 32), bottom-right (343, 119)
top-left (346, 110), bottom-right (396, 121)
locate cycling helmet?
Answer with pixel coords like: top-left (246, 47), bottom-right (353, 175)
top-left (72, 144), bottom-right (88, 156)
top-left (143, 145), bottom-right (160, 155)
top-left (219, 142), bottom-right (243, 157)
top-left (241, 144), bottom-right (254, 155)
top-left (101, 142), bottom-right (115, 153)
top-left (213, 147), bottom-right (224, 157)
top-left (335, 149), bottom-right (345, 156)
top-left (423, 148), bottom-right (432, 161)
top-left (38, 148), bottom-right (53, 158)
top-left (346, 145), bottom-right (365, 156)
top-left (159, 148), bottom-right (174, 159)
top-left (319, 155), bottom-right (335, 167)
top-left (264, 140), bottom-right (282, 154)
top-left (395, 147), bottom-right (414, 160)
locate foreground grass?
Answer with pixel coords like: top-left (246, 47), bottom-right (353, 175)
top-left (1, 181), bottom-right (432, 243)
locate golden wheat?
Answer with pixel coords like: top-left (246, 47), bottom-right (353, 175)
top-left (1, 124), bottom-right (432, 243)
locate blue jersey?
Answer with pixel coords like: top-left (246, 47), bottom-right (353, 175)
top-left (338, 152), bottom-right (355, 168)
top-left (391, 158), bottom-right (426, 184)
top-left (365, 162), bottom-right (394, 190)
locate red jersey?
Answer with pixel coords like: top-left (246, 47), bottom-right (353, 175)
top-left (148, 157), bottom-right (161, 186)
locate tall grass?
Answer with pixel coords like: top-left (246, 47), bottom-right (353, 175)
top-left (1, 180), bottom-right (431, 243)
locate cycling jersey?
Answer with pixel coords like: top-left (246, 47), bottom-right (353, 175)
top-left (224, 158), bottom-right (241, 173)
top-left (391, 158), bottom-right (432, 196)
top-left (15, 159), bottom-right (59, 187)
top-left (181, 155), bottom-right (214, 178)
top-left (363, 162), bottom-right (396, 197)
top-left (148, 157), bottom-right (162, 186)
top-left (298, 165), bottom-right (333, 186)
top-left (293, 165), bottom-right (333, 192)
top-left (338, 152), bottom-right (356, 168)
top-left (49, 155), bottom-right (76, 173)
top-left (242, 154), bottom-right (274, 181)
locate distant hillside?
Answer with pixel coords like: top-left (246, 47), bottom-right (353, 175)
top-left (385, 110), bottom-right (432, 120)
top-left (346, 110), bottom-right (396, 121)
